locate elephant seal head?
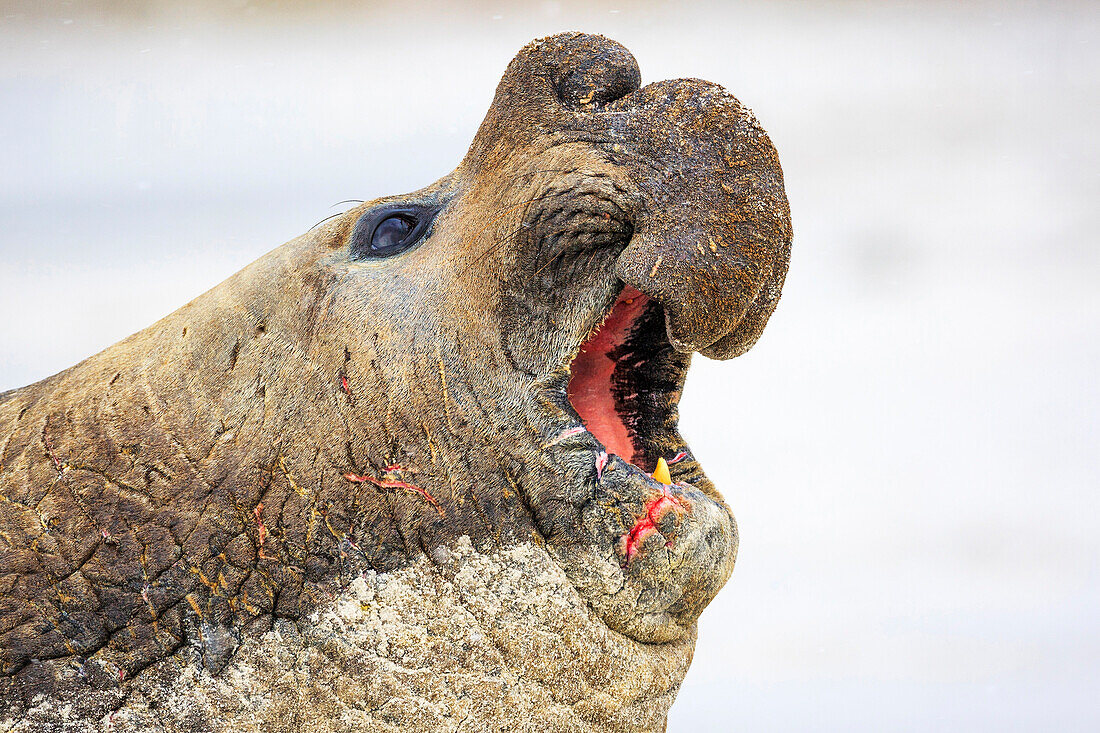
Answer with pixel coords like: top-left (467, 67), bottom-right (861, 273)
top-left (0, 33), bottom-right (790, 731)
top-left (320, 31), bottom-right (791, 639)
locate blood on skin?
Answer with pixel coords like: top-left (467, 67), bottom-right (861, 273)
top-left (595, 450), bottom-right (608, 481)
top-left (43, 427), bottom-right (63, 473)
top-left (252, 502), bottom-right (280, 561)
top-left (344, 469), bottom-right (443, 515)
top-left (253, 503), bottom-right (266, 547)
top-left (568, 286), bottom-right (651, 467)
top-left (623, 487), bottom-right (689, 562)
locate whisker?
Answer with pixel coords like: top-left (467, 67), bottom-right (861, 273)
top-left (532, 248), bottom-right (566, 279)
top-left (309, 211), bottom-right (347, 231)
top-left (459, 222), bottom-right (530, 279)
top-left (532, 229), bottom-right (578, 278)
top-left (309, 200), bottom-right (367, 232)
top-left (457, 192), bottom-right (559, 278)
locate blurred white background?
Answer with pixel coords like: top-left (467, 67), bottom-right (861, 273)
top-left (1, 1), bottom-right (1097, 730)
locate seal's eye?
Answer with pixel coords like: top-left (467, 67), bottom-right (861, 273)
top-left (372, 215), bottom-right (415, 253)
top-left (349, 203), bottom-right (439, 260)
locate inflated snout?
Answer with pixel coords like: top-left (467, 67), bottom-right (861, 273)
top-left (460, 33), bottom-right (791, 359)
top-left (609, 79), bottom-right (792, 360)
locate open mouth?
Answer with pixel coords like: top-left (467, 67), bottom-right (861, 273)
top-left (565, 285), bottom-right (699, 485)
top-left (541, 280), bottom-right (724, 575)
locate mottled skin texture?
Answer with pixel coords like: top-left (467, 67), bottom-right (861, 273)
top-left (0, 34), bottom-right (791, 731)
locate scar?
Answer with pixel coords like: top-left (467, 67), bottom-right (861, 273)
top-left (185, 593), bottom-right (204, 619)
top-left (253, 502), bottom-right (278, 560)
top-left (344, 470), bottom-right (442, 515)
top-left (595, 451), bottom-right (608, 481)
top-left (141, 586), bottom-right (156, 619)
top-left (649, 255), bottom-right (663, 278)
top-left (623, 487), bottom-right (690, 562)
top-left (42, 426), bottom-right (63, 474)
top-left (541, 425), bottom-right (586, 449)
top-left (278, 455), bottom-right (308, 497)
top-left (437, 344), bottom-right (454, 431)
top-left (253, 503), bottom-right (266, 548)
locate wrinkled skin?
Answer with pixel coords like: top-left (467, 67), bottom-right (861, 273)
top-left (0, 34), bottom-right (790, 732)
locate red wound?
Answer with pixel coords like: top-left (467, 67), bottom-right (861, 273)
top-left (623, 488), bottom-right (689, 562)
top-left (344, 471), bottom-right (442, 515)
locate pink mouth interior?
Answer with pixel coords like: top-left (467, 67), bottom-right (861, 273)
top-left (567, 286), bottom-right (651, 470)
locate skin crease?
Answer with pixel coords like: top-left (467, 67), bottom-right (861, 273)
top-left (0, 33), bottom-right (791, 732)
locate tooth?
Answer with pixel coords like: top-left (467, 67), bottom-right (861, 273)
top-left (652, 456), bottom-right (672, 485)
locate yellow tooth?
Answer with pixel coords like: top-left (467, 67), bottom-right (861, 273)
top-left (652, 456), bottom-right (672, 485)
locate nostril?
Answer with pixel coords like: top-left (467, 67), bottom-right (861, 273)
top-left (553, 38), bottom-right (641, 110)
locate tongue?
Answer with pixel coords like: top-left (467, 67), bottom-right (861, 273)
top-left (567, 287), bottom-right (651, 466)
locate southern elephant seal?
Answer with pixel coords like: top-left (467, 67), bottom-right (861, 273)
top-left (0, 33), bottom-right (791, 732)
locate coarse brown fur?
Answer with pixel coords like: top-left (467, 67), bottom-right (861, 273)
top-left (0, 34), bottom-right (791, 732)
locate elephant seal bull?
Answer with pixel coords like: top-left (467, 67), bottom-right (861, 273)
top-left (0, 33), bottom-right (791, 732)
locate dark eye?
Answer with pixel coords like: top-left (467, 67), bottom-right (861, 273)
top-left (348, 203), bottom-right (439, 259)
top-left (372, 215), bottom-right (415, 253)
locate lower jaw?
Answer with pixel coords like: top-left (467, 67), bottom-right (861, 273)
top-left (518, 290), bottom-right (734, 642)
